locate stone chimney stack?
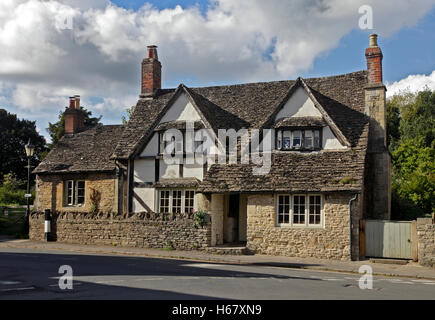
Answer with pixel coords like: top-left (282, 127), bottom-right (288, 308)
top-left (363, 34), bottom-right (391, 220)
top-left (64, 95), bottom-right (84, 134)
top-left (141, 45), bottom-right (161, 98)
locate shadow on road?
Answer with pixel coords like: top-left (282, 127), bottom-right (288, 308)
top-left (0, 251), bottom-right (322, 300)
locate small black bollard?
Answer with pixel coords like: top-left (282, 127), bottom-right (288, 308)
top-left (44, 209), bottom-right (51, 242)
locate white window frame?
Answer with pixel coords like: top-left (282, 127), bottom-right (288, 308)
top-left (157, 189), bottom-right (196, 214)
top-left (275, 194), bottom-right (324, 228)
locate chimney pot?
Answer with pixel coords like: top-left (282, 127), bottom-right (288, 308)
top-left (74, 95), bottom-right (80, 109)
top-left (369, 34), bottom-right (378, 47)
top-left (147, 45), bottom-right (158, 60)
top-left (69, 97), bottom-right (75, 109)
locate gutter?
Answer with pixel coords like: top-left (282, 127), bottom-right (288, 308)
top-left (349, 194), bottom-right (358, 261)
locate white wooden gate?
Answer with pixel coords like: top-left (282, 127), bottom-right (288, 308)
top-left (364, 220), bottom-right (414, 259)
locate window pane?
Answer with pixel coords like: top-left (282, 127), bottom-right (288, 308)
top-left (77, 181), bottom-right (85, 205)
top-left (160, 191), bottom-right (170, 213)
top-left (282, 131), bottom-right (291, 150)
top-left (277, 131), bottom-right (282, 149)
top-left (185, 191), bottom-right (195, 214)
top-left (172, 190), bottom-right (182, 213)
top-left (314, 130), bottom-right (320, 149)
top-left (304, 130), bottom-right (313, 149)
top-left (278, 196), bottom-right (290, 224)
top-left (292, 131), bottom-right (301, 148)
top-left (293, 195), bottom-right (305, 225)
top-left (309, 196), bottom-right (321, 225)
top-left (67, 181), bottom-right (73, 205)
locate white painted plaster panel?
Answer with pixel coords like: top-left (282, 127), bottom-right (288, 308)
top-left (134, 159), bottom-right (155, 183)
top-left (275, 87), bottom-right (322, 120)
top-left (183, 164), bottom-right (204, 180)
top-left (133, 188), bottom-right (155, 213)
top-left (322, 126), bottom-right (346, 150)
top-left (140, 133), bottom-right (159, 156)
top-left (159, 161), bottom-right (180, 179)
top-left (160, 92), bottom-right (201, 123)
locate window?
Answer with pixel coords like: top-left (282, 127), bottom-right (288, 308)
top-left (159, 190), bottom-right (170, 213)
top-left (293, 195), bottom-right (305, 225)
top-left (283, 131), bottom-right (291, 150)
top-left (64, 180), bottom-right (85, 206)
top-left (292, 130), bottom-right (301, 148)
top-left (158, 190), bottom-right (195, 214)
top-left (309, 195), bottom-right (322, 225)
top-left (276, 129), bottom-right (321, 150)
top-left (314, 130), bottom-right (320, 149)
top-left (185, 190), bottom-right (195, 214)
top-left (304, 130), bottom-right (313, 149)
top-left (276, 194), bottom-right (323, 227)
top-left (172, 190), bottom-right (182, 213)
top-left (278, 195), bottom-right (290, 224)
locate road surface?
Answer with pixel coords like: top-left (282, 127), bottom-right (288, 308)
top-left (0, 247), bottom-right (434, 300)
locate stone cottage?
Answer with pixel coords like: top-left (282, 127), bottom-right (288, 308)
top-left (32, 34), bottom-right (390, 261)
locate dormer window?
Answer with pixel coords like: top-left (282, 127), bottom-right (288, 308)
top-left (276, 129), bottom-right (321, 151)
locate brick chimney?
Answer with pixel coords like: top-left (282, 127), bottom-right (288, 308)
top-left (365, 34), bottom-right (383, 83)
top-left (141, 45), bottom-right (161, 98)
top-left (64, 95), bottom-right (84, 134)
top-left (363, 34), bottom-right (391, 220)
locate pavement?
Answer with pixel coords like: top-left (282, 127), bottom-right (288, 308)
top-left (1, 237), bottom-right (435, 281)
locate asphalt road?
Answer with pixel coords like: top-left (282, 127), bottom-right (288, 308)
top-left (0, 247), bottom-right (434, 300)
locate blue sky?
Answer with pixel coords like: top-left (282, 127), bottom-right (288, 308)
top-left (1, 0), bottom-right (435, 142)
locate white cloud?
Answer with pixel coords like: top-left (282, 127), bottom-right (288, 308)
top-left (0, 0), bottom-right (434, 135)
top-left (386, 71), bottom-right (435, 97)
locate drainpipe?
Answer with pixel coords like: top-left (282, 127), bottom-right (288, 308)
top-left (349, 194), bottom-right (358, 261)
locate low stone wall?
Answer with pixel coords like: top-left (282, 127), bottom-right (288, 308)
top-left (246, 194), bottom-right (358, 261)
top-left (417, 218), bottom-right (435, 267)
top-left (29, 211), bottom-right (211, 250)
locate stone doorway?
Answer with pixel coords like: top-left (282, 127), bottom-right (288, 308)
top-left (210, 193), bottom-right (247, 246)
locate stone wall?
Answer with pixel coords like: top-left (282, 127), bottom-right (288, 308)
top-left (417, 218), bottom-right (435, 268)
top-left (246, 193), bottom-right (360, 261)
top-left (29, 211), bottom-right (211, 250)
top-left (34, 173), bottom-right (117, 213)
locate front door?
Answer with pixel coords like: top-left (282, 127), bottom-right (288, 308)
top-left (225, 194), bottom-right (240, 243)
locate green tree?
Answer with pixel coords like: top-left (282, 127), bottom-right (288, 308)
top-left (0, 109), bottom-right (47, 183)
top-left (387, 89), bottom-right (435, 219)
top-left (121, 106), bottom-right (135, 125)
top-left (47, 107), bottom-right (102, 148)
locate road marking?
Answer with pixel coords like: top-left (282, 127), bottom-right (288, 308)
top-left (322, 278), bottom-right (342, 281)
top-left (0, 281), bottom-right (21, 285)
top-left (0, 287), bottom-right (35, 292)
top-left (49, 283), bottom-right (83, 287)
top-left (423, 282), bottom-right (435, 285)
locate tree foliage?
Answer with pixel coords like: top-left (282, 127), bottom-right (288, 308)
top-left (121, 106), bottom-right (135, 125)
top-left (387, 89), bottom-right (435, 219)
top-left (47, 107), bottom-right (102, 149)
top-left (0, 109), bottom-right (47, 183)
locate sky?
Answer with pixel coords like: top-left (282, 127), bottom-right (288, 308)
top-left (1, 0), bottom-right (435, 142)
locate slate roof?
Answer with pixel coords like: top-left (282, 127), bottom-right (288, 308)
top-left (38, 70), bottom-right (370, 194)
top-left (198, 123), bottom-right (369, 193)
top-left (34, 125), bottom-right (124, 174)
top-left (113, 70), bottom-right (367, 160)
